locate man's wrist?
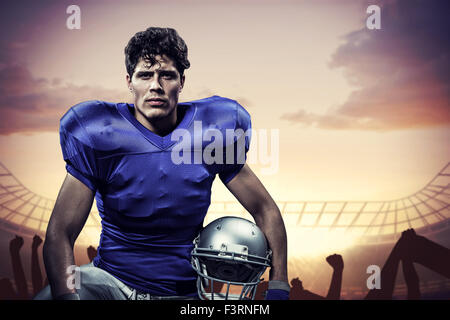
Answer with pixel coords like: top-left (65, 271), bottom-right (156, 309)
top-left (268, 280), bottom-right (290, 292)
top-left (265, 282), bottom-right (290, 300)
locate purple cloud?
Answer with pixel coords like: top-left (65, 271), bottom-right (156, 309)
top-left (0, 62), bottom-right (130, 135)
top-left (282, 0), bottom-right (450, 131)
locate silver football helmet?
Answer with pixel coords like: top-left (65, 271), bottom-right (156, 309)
top-left (191, 216), bottom-right (272, 300)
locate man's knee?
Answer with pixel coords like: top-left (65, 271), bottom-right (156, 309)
top-left (33, 285), bottom-right (52, 300)
top-left (33, 264), bottom-right (98, 300)
top-left (33, 264), bottom-right (129, 300)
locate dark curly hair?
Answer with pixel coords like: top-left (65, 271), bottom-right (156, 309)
top-left (124, 27), bottom-right (190, 78)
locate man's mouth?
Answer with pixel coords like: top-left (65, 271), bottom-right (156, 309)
top-left (145, 98), bottom-right (166, 106)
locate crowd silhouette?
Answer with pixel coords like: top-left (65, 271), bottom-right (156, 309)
top-left (364, 228), bottom-right (450, 300)
top-left (254, 253), bottom-right (344, 300)
top-left (258, 228), bottom-right (450, 300)
top-left (0, 228), bottom-right (449, 300)
top-left (0, 235), bottom-right (46, 299)
top-left (0, 235), bottom-right (97, 300)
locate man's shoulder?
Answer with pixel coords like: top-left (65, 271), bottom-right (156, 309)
top-left (187, 95), bottom-right (250, 122)
top-left (188, 95), bottom-right (241, 110)
top-left (61, 100), bottom-right (119, 127)
top-left (59, 100), bottom-right (136, 152)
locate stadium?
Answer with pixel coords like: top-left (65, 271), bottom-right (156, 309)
top-left (0, 161), bottom-right (448, 299)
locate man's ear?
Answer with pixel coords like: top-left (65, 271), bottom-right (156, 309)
top-left (179, 74), bottom-right (185, 92)
top-left (126, 74), bottom-right (133, 91)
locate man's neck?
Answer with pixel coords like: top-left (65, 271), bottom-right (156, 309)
top-left (134, 107), bottom-right (179, 137)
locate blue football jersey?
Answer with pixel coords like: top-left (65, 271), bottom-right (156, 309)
top-left (59, 95), bottom-right (251, 296)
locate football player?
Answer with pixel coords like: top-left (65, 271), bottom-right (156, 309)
top-left (35, 27), bottom-right (289, 300)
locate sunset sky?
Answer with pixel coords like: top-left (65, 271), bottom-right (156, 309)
top-left (0, 0), bottom-right (449, 205)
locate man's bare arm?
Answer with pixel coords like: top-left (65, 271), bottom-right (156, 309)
top-left (225, 164), bottom-right (288, 282)
top-left (43, 173), bottom-right (94, 299)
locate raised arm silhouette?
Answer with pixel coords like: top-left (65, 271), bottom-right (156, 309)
top-left (9, 235), bottom-right (28, 299)
top-left (31, 235), bottom-right (44, 296)
top-left (289, 254), bottom-right (344, 300)
top-left (402, 229), bottom-right (450, 278)
top-left (326, 254), bottom-right (344, 300)
top-left (365, 228), bottom-right (450, 300)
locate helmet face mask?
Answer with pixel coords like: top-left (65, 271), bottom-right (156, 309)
top-left (201, 259), bottom-right (253, 282)
top-left (191, 216), bottom-right (272, 300)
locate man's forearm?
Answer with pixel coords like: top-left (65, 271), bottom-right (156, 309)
top-left (43, 235), bottom-right (77, 298)
top-left (253, 207), bottom-right (288, 282)
top-left (224, 165), bottom-right (288, 283)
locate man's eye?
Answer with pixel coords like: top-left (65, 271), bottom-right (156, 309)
top-left (162, 74), bottom-right (174, 79)
top-left (137, 73), bottom-right (152, 79)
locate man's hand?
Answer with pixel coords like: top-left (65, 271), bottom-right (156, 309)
top-left (326, 254), bottom-right (344, 272)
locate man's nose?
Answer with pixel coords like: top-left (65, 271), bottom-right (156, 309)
top-left (149, 76), bottom-right (163, 92)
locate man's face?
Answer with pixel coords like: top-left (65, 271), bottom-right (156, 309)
top-left (127, 55), bottom-right (184, 122)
